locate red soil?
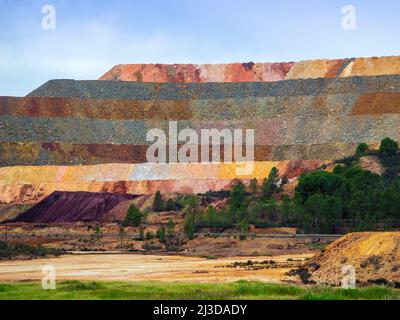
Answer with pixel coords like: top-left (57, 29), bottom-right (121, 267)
top-left (7, 191), bottom-right (137, 224)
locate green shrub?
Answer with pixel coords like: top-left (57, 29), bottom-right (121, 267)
top-left (380, 138), bottom-right (399, 157)
top-left (184, 215), bottom-right (196, 239)
top-left (355, 143), bottom-right (369, 158)
top-left (153, 191), bottom-right (164, 212)
top-left (156, 227), bottom-right (166, 242)
top-left (262, 167), bottom-right (280, 199)
top-left (138, 227), bottom-right (145, 241)
top-left (167, 219), bottom-right (175, 237)
top-left (124, 205), bottom-right (142, 227)
top-left (165, 199), bottom-right (177, 211)
top-left (0, 242), bottom-right (62, 259)
top-left (146, 231), bottom-right (155, 240)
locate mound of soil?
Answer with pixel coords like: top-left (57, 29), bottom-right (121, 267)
top-left (7, 191), bottom-right (137, 223)
top-left (302, 232), bottom-right (400, 286)
top-left (99, 195), bottom-right (150, 223)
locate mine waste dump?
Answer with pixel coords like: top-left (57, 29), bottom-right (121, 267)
top-left (1, 56), bottom-right (400, 217)
top-left (9, 191), bottom-right (137, 223)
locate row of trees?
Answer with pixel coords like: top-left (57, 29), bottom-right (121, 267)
top-left (289, 138), bottom-right (399, 232)
top-left (121, 138), bottom-right (400, 238)
top-left (119, 192), bottom-right (178, 246)
top-left (153, 191), bottom-right (180, 212)
top-left (182, 168), bottom-right (283, 237)
top-left (123, 190), bottom-right (181, 227)
top-left (184, 138), bottom-right (400, 235)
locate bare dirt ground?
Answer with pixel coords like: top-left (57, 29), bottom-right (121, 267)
top-left (0, 223), bottom-right (326, 284)
top-left (181, 236), bottom-right (317, 257)
top-left (306, 232), bottom-right (400, 286)
top-left (0, 253), bottom-right (313, 283)
top-left (0, 223), bottom-right (331, 257)
top-left (3, 235), bottom-right (324, 258)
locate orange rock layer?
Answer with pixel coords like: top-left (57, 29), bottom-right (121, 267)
top-left (3, 55), bottom-right (400, 206)
top-left (100, 56), bottom-right (400, 82)
top-left (0, 161), bottom-right (327, 204)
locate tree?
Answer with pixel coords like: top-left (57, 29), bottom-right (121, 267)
top-left (206, 206), bottom-right (219, 229)
top-left (379, 138), bottom-right (400, 183)
top-left (183, 195), bottom-right (200, 216)
top-left (343, 167), bottom-right (384, 222)
top-left (333, 165), bottom-right (346, 175)
top-left (166, 219), bottom-right (175, 238)
top-left (124, 204), bottom-right (142, 227)
top-left (239, 219), bottom-right (250, 240)
top-left (239, 219), bottom-right (250, 233)
top-left (295, 171), bottom-right (345, 205)
top-left (380, 179), bottom-right (400, 220)
top-left (165, 198), bottom-right (177, 212)
top-left (184, 215), bottom-right (196, 239)
top-left (154, 191), bottom-right (164, 212)
top-left (249, 199), bottom-right (278, 226)
top-left (355, 143), bottom-right (369, 159)
top-left (379, 138), bottom-right (399, 158)
top-left (194, 206), bottom-right (233, 231)
top-left (249, 178), bottom-right (258, 194)
top-left (281, 195), bottom-right (299, 225)
top-left (156, 227), bottom-right (166, 242)
top-left (262, 167), bottom-right (280, 199)
top-left (118, 224), bottom-right (126, 248)
top-left (303, 194), bottom-right (342, 233)
top-left (229, 180), bottom-right (247, 221)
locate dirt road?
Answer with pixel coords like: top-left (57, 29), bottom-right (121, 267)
top-left (0, 253), bottom-right (313, 283)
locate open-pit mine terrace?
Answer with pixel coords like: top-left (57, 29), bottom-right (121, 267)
top-left (1, 56), bottom-right (400, 206)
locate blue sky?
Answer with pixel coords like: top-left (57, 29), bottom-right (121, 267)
top-left (1, 0), bottom-right (400, 96)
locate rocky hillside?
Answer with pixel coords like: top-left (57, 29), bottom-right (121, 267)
top-left (99, 56), bottom-right (400, 82)
top-left (1, 56), bottom-right (400, 205)
top-left (303, 232), bottom-right (400, 287)
top-left (8, 191), bottom-right (137, 223)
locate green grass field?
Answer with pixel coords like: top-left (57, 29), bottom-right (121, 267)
top-left (0, 280), bottom-right (399, 300)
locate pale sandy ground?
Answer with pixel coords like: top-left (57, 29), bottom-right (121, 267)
top-left (0, 253), bottom-right (313, 283)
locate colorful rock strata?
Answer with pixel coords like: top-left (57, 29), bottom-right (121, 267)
top-left (99, 56), bottom-right (400, 82)
top-left (1, 56), bottom-right (400, 206)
